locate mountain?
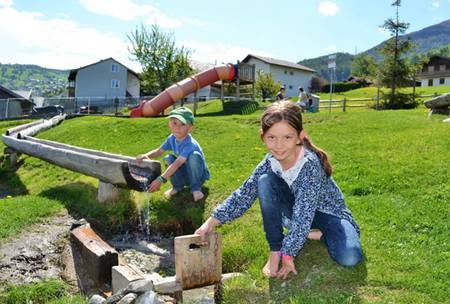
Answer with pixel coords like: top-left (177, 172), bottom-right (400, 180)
top-left (0, 63), bottom-right (68, 97)
top-left (298, 52), bottom-right (354, 82)
top-left (366, 19), bottom-right (450, 59)
top-left (298, 19), bottom-right (450, 82)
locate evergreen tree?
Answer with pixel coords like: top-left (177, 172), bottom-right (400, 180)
top-left (378, 0), bottom-right (416, 109)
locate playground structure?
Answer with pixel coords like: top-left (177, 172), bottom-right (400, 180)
top-left (2, 115), bottom-right (161, 201)
top-left (130, 62), bottom-right (256, 117)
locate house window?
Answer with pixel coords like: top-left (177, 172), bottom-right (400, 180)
top-left (111, 64), bottom-right (119, 73)
top-left (111, 79), bottom-right (120, 88)
top-left (440, 65), bottom-right (445, 71)
top-left (289, 85), bottom-right (293, 89)
top-left (289, 71), bottom-right (294, 75)
top-left (284, 70), bottom-right (287, 74)
top-left (439, 78), bottom-right (445, 85)
top-left (428, 66), bottom-right (434, 72)
top-left (68, 80), bottom-right (75, 88)
top-left (428, 79), bottom-right (433, 86)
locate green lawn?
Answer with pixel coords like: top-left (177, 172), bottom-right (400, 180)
top-left (0, 96), bottom-right (449, 303)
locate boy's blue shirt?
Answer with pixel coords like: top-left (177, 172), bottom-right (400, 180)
top-left (160, 134), bottom-right (205, 159)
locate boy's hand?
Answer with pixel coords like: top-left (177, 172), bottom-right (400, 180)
top-left (136, 154), bottom-right (148, 164)
top-left (148, 179), bottom-right (162, 192)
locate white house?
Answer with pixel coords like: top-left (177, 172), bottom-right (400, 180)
top-left (416, 55), bottom-right (450, 87)
top-left (68, 58), bottom-right (140, 99)
top-left (241, 54), bottom-right (315, 97)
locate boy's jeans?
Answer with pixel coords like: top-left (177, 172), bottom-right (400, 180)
top-left (163, 151), bottom-right (209, 192)
top-left (257, 172), bottom-right (363, 267)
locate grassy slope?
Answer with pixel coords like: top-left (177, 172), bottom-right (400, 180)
top-left (0, 95), bottom-right (449, 302)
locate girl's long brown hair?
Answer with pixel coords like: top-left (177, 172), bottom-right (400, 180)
top-left (260, 100), bottom-right (333, 176)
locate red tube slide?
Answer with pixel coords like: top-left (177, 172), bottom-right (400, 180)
top-left (130, 64), bottom-right (236, 117)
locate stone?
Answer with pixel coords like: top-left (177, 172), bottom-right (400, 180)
top-left (89, 294), bottom-right (106, 304)
top-left (126, 278), bottom-right (154, 293)
top-left (135, 290), bottom-right (162, 304)
top-left (117, 293), bottom-right (137, 304)
top-left (112, 264), bottom-right (145, 294)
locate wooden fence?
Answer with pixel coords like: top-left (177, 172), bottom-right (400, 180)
top-left (319, 93), bottom-right (445, 112)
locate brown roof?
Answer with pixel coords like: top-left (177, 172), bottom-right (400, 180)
top-left (242, 54), bottom-right (315, 72)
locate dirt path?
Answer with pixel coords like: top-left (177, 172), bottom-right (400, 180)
top-left (0, 209), bottom-right (77, 289)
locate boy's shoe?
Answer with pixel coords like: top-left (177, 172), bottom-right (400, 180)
top-left (192, 191), bottom-right (205, 202)
top-left (164, 188), bottom-right (178, 199)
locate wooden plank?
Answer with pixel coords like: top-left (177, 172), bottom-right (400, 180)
top-left (175, 232), bottom-right (222, 290)
top-left (71, 224), bottom-right (118, 285)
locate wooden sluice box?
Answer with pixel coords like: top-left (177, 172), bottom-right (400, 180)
top-left (175, 232), bottom-right (222, 290)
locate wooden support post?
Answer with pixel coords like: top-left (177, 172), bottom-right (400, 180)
top-left (98, 180), bottom-right (120, 203)
top-left (70, 223), bottom-right (118, 286)
top-left (9, 152), bottom-right (19, 167)
top-left (236, 61), bottom-right (240, 102)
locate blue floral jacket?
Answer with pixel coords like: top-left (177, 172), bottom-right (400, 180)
top-left (212, 149), bottom-right (360, 257)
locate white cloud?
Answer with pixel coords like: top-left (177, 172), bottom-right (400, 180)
top-left (318, 1), bottom-right (340, 16)
top-left (79, 0), bottom-right (205, 29)
top-left (0, 0), bottom-right (12, 7)
top-left (377, 27), bottom-right (388, 35)
top-left (180, 40), bottom-right (273, 64)
top-left (0, 5), bottom-right (138, 70)
top-left (431, 0), bottom-right (440, 8)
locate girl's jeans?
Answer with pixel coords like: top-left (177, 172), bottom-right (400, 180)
top-left (163, 152), bottom-right (209, 192)
top-left (257, 172), bottom-right (363, 267)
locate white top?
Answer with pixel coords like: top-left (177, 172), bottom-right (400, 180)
top-left (269, 147), bottom-right (307, 186)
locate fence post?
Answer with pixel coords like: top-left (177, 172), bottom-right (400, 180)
top-left (5, 98), bottom-right (9, 118)
top-left (343, 97), bottom-right (346, 112)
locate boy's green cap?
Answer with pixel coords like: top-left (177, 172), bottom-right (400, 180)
top-left (168, 107), bottom-right (194, 125)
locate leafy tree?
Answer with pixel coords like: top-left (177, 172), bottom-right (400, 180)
top-left (378, 0), bottom-right (415, 109)
top-left (255, 70), bottom-right (281, 101)
top-left (128, 24), bottom-right (193, 96)
top-left (351, 54), bottom-right (378, 79)
top-left (310, 76), bottom-right (327, 93)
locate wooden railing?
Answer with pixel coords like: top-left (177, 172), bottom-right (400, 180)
top-left (319, 93), bottom-right (446, 111)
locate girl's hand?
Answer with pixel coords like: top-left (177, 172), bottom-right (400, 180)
top-left (276, 256), bottom-right (298, 280)
top-left (195, 217), bottom-right (220, 236)
top-left (148, 179), bottom-right (161, 192)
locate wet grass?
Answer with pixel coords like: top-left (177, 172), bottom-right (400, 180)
top-left (0, 92), bottom-right (449, 302)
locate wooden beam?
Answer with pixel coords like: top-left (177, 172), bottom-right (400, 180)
top-left (2, 135), bottom-right (161, 190)
top-left (71, 224), bottom-right (118, 285)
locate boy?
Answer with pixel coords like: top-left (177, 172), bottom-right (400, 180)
top-left (136, 107), bottom-right (210, 201)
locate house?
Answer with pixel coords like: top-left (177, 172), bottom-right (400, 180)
top-left (0, 85), bottom-right (34, 119)
top-left (416, 55), bottom-right (450, 87)
top-left (242, 54), bottom-right (315, 97)
top-left (68, 58), bottom-right (140, 101)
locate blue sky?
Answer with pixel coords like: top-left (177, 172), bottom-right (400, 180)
top-left (0, 0), bottom-right (449, 71)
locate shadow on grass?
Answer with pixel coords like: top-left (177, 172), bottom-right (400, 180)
top-left (0, 158), bottom-right (28, 197)
top-left (268, 241), bottom-right (368, 303)
top-left (39, 182), bottom-right (138, 235)
top-left (150, 187), bottom-right (209, 236)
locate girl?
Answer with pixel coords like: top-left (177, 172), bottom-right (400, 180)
top-left (195, 101), bottom-right (362, 279)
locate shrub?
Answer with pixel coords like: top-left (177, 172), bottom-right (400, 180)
top-left (322, 82), bottom-right (363, 93)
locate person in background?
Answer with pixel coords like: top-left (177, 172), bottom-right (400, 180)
top-left (195, 100), bottom-right (362, 279)
top-left (136, 107), bottom-right (210, 202)
top-left (275, 86), bottom-right (286, 101)
top-left (297, 87), bottom-right (308, 112)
